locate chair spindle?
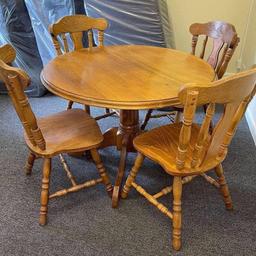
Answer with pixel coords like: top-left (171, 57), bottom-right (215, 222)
top-left (176, 91), bottom-right (198, 170)
top-left (191, 103), bottom-right (215, 168)
top-left (200, 36), bottom-right (208, 59)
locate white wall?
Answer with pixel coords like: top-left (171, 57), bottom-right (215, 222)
top-left (246, 97), bottom-right (256, 144)
top-left (243, 0), bottom-right (256, 144)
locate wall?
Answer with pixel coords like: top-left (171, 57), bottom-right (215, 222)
top-left (166, 0), bottom-right (256, 144)
top-left (243, 0), bottom-right (256, 144)
top-left (166, 0), bottom-right (253, 73)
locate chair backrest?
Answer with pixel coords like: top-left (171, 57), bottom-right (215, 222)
top-left (0, 44), bottom-right (45, 150)
top-left (176, 68), bottom-right (256, 171)
top-left (0, 44), bottom-right (16, 64)
top-left (49, 15), bottom-right (108, 55)
top-left (190, 21), bottom-right (240, 79)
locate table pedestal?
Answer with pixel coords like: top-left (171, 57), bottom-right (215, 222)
top-left (101, 110), bottom-right (140, 207)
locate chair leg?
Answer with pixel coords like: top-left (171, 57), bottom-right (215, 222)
top-left (85, 150), bottom-right (93, 161)
top-left (90, 149), bottom-right (113, 197)
top-left (39, 158), bottom-right (52, 226)
top-left (141, 109), bottom-right (153, 130)
top-left (105, 108), bottom-right (110, 114)
top-left (25, 152), bottom-right (36, 175)
top-left (85, 105), bottom-right (91, 114)
top-left (67, 101), bottom-right (74, 109)
top-left (172, 176), bottom-right (182, 251)
top-left (215, 164), bottom-right (233, 210)
top-left (121, 153), bottom-right (144, 199)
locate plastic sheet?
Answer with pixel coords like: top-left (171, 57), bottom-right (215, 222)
top-left (0, 1), bottom-right (175, 97)
top-left (24, 0), bottom-right (76, 66)
top-left (0, 0), bottom-right (46, 96)
top-left (84, 0), bottom-right (175, 48)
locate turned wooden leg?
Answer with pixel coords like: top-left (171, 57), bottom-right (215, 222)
top-left (39, 158), bottom-right (52, 226)
top-left (215, 164), bottom-right (233, 210)
top-left (112, 110), bottom-right (140, 208)
top-left (172, 176), bottom-right (182, 251)
top-left (85, 105), bottom-right (91, 114)
top-left (67, 100), bottom-right (74, 110)
top-left (112, 134), bottom-right (129, 208)
top-left (141, 109), bottom-right (153, 130)
top-left (121, 153), bottom-right (144, 199)
top-left (85, 150), bottom-right (92, 161)
top-left (90, 148), bottom-right (113, 197)
top-left (25, 152), bottom-right (36, 175)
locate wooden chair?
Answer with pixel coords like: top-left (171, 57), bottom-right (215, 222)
top-left (0, 44), bottom-right (16, 64)
top-left (141, 21), bottom-right (240, 130)
top-left (49, 15), bottom-right (115, 119)
top-left (121, 68), bottom-right (256, 251)
top-left (0, 44), bottom-right (113, 225)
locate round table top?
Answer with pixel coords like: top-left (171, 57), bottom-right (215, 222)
top-left (41, 45), bottom-right (215, 110)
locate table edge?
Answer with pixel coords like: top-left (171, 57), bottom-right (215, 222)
top-left (41, 45), bottom-right (215, 110)
top-left (41, 74), bottom-right (181, 110)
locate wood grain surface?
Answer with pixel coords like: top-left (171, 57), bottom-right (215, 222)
top-left (41, 45), bottom-right (215, 110)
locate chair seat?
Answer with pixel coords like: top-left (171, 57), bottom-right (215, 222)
top-left (25, 109), bottom-right (103, 156)
top-left (134, 123), bottom-right (208, 176)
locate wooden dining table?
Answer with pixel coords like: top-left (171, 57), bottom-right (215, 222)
top-left (41, 45), bottom-right (215, 207)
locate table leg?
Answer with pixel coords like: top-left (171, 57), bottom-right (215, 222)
top-left (111, 110), bottom-right (140, 208)
top-left (101, 127), bottom-right (119, 148)
top-left (112, 134), bottom-right (129, 208)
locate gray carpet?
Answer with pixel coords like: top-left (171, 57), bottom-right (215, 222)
top-left (0, 94), bottom-right (255, 256)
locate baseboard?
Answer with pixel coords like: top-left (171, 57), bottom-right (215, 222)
top-left (245, 105), bottom-right (256, 145)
